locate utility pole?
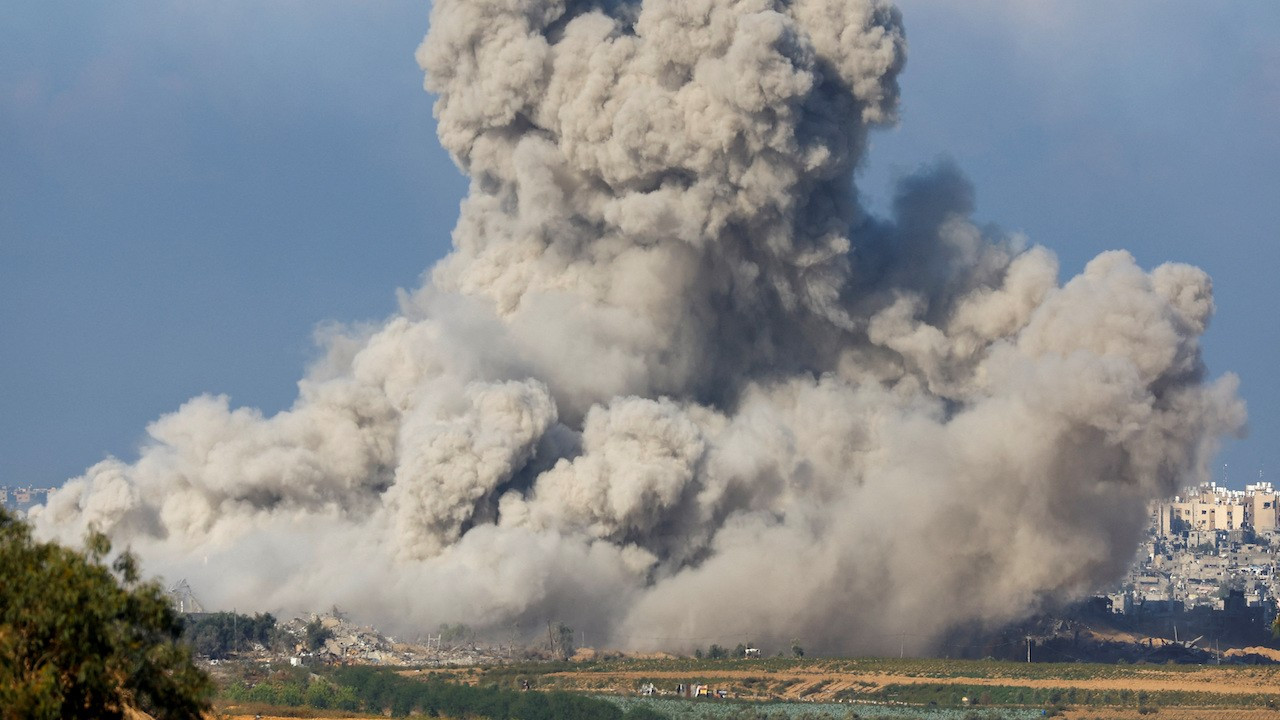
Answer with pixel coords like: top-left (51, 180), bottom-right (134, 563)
top-left (1026, 637), bottom-right (1032, 663)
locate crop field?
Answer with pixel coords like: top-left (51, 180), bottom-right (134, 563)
top-left (429, 656), bottom-right (1280, 718)
top-left (602, 694), bottom-right (1045, 719)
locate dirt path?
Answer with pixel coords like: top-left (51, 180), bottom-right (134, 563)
top-left (548, 667), bottom-right (1280, 700)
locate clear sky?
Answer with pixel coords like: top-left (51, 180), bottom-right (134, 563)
top-left (2, 1), bottom-right (1277, 490)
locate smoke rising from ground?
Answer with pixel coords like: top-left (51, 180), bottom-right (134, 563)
top-left (34, 0), bottom-right (1243, 654)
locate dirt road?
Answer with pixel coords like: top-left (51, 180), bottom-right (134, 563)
top-left (548, 665), bottom-right (1280, 701)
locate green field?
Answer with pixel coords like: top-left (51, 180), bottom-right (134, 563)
top-left (211, 655), bottom-right (1280, 719)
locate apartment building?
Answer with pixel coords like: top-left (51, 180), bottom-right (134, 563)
top-left (1158, 482), bottom-right (1278, 535)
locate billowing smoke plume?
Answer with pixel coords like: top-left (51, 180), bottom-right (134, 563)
top-left (34, 0), bottom-right (1243, 655)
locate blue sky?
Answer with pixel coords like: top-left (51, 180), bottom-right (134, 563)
top-left (2, 1), bottom-right (1277, 489)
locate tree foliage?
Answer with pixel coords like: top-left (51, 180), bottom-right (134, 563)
top-left (330, 666), bottom-right (632, 719)
top-left (304, 618), bottom-right (333, 651)
top-left (439, 622), bottom-right (474, 644)
top-left (0, 509), bottom-right (211, 719)
top-left (555, 622), bottom-right (575, 660)
top-left (182, 611), bottom-right (278, 659)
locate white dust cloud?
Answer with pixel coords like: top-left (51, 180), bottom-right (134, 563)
top-left (33, 0), bottom-right (1243, 654)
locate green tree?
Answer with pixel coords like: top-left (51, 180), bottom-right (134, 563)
top-left (707, 644), bottom-right (727, 659)
top-left (305, 618), bottom-right (333, 651)
top-left (305, 679), bottom-right (337, 709)
top-left (555, 622), bottom-right (575, 660)
top-left (790, 639), bottom-right (805, 658)
top-left (439, 622), bottom-right (473, 644)
top-left (183, 611), bottom-right (278, 659)
top-left (0, 508), bottom-right (211, 719)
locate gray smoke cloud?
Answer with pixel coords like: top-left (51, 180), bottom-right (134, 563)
top-left (33, 0), bottom-right (1244, 655)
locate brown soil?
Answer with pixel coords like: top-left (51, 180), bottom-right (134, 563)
top-left (220, 712), bottom-right (368, 717)
top-left (1227, 647), bottom-right (1280, 662)
top-left (548, 665), bottom-right (1280, 701)
top-left (215, 704), bottom-right (383, 720)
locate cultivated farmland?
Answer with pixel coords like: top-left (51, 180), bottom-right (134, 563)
top-left (425, 656), bottom-right (1280, 718)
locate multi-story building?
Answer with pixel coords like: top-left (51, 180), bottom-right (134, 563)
top-left (1246, 482), bottom-right (1279, 533)
top-left (1158, 482), bottom-right (1279, 536)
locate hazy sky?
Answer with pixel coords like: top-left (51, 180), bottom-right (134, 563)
top-left (2, 1), bottom-right (1277, 490)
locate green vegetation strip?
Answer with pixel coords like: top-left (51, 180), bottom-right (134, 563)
top-left (862, 682), bottom-right (1280, 709)
top-left (545, 656), bottom-right (1280, 682)
top-left (221, 666), bottom-right (650, 719)
top-left (604, 696), bottom-right (1045, 719)
top-left (217, 666), bottom-right (1057, 720)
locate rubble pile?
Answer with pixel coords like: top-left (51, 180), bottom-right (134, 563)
top-left (966, 608), bottom-right (1246, 665)
top-left (280, 613), bottom-right (514, 667)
